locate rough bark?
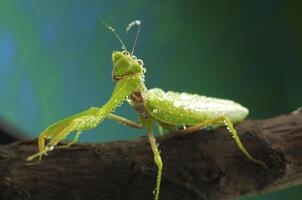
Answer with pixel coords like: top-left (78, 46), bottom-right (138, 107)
top-left (0, 109), bottom-right (302, 200)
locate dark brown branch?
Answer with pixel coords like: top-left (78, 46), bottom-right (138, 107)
top-left (1, 110), bottom-right (302, 200)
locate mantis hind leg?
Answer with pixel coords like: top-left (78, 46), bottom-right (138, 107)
top-left (179, 116), bottom-right (267, 168)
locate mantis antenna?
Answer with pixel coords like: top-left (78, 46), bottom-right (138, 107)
top-left (102, 20), bottom-right (127, 51)
top-left (126, 20), bottom-right (141, 55)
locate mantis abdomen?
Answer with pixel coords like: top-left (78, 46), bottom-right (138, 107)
top-left (145, 88), bottom-right (249, 126)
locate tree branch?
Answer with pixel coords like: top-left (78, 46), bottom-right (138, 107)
top-left (1, 110), bottom-right (302, 200)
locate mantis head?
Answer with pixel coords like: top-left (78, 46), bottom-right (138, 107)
top-left (112, 50), bottom-right (145, 80)
top-left (102, 20), bottom-right (145, 81)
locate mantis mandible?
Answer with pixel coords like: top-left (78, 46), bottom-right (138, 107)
top-left (27, 20), bottom-right (267, 200)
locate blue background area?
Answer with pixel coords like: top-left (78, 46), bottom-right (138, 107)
top-left (0, 1), bottom-right (302, 199)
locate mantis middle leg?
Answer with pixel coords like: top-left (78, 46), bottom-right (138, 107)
top-left (108, 113), bottom-right (143, 129)
top-left (107, 115), bottom-right (163, 199)
top-left (143, 119), bottom-right (163, 200)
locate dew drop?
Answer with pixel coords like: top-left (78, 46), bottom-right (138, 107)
top-left (136, 20), bottom-right (141, 25)
top-left (108, 26), bottom-right (115, 32)
top-left (46, 146), bottom-right (54, 151)
top-left (126, 97), bottom-right (131, 103)
top-left (122, 50), bottom-right (130, 56)
top-left (126, 20), bottom-right (141, 32)
top-left (153, 109), bottom-right (158, 113)
top-left (137, 59), bottom-right (144, 66)
top-left (173, 101), bottom-right (182, 107)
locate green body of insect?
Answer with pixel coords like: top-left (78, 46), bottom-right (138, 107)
top-left (27, 21), bottom-right (267, 200)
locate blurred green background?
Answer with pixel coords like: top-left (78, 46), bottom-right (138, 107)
top-left (0, 0), bottom-right (301, 199)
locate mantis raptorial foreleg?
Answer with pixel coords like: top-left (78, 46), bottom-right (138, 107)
top-left (178, 116), bottom-right (267, 168)
top-left (57, 114), bottom-right (142, 149)
top-left (27, 113), bottom-right (143, 162)
top-left (27, 111), bottom-right (100, 161)
top-left (27, 78), bottom-right (141, 162)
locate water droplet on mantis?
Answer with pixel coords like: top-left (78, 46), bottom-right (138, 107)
top-left (153, 109), bottom-right (158, 113)
top-left (46, 146), bottom-right (54, 151)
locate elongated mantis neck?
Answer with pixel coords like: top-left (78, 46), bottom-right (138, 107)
top-left (95, 75), bottom-right (144, 120)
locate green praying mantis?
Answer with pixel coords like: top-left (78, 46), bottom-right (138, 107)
top-left (27, 20), bottom-right (267, 200)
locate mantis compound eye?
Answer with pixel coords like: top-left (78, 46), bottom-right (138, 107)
top-left (122, 50), bottom-right (130, 56)
top-left (137, 59), bottom-right (144, 66)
